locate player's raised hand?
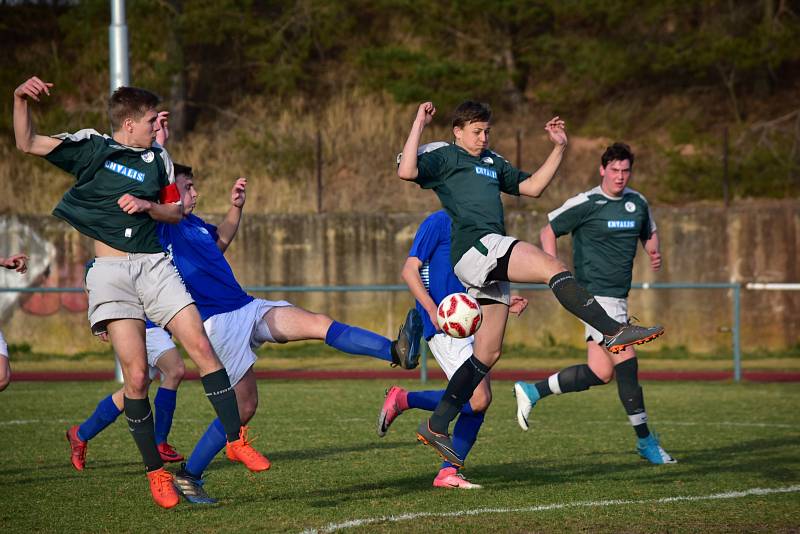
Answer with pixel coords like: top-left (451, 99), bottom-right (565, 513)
top-left (416, 102), bottom-right (436, 127)
top-left (545, 117), bottom-right (567, 147)
top-left (1, 254), bottom-right (29, 274)
top-left (509, 295), bottom-right (529, 316)
top-left (117, 194), bottom-right (152, 214)
top-left (14, 76), bottom-right (53, 102)
top-left (155, 111), bottom-right (170, 146)
top-left (231, 178), bottom-right (247, 208)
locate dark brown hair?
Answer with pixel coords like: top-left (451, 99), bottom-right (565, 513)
top-left (601, 142), bottom-right (635, 168)
top-left (451, 101), bottom-right (492, 129)
top-left (173, 163), bottom-right (193, 178)
top-left (108, 86), bottom-right (160, 130)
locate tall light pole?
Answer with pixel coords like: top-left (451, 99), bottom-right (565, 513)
top-left (109, 0), bottom-right (129, 383)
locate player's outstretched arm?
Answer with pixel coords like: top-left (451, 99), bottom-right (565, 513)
top-left (1, 254), bottom-right (29, 274)
top-left (216, 178), bottom-right (246, 253)
top-left (643, 231), bottom-right (662, 271)
top-left (539, 223), bottom-right (559, 258)
top-left (117, 194), bottom-right (182, 223)
top-left (400, 256), bottom-right (441, 330)
top-left (518, 117), bottom-right (568, 198)
top-left (13, 77), bottom-right (61, 156)
top-left (397, 102), bottom-right (436, 181)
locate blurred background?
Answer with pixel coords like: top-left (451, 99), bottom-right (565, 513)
top-left (0, 0), bottom-right (798, 374)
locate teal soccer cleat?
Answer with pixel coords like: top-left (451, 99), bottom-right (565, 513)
top-left (637, 433), bottom-right (677, 465)
top-left (513, 381), bottom-right (540, 431)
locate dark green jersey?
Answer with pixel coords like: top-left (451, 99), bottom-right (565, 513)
top-left (549, 186), bottom-right (656, 298)
top-left (45, 129), bottom-right (175, 253)
top-left (413, 143), bottom-right (530, 266)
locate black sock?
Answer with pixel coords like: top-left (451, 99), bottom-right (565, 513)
top-left (201, 369), bottom-right (242, 442)
top-left (615, 358), bottom-right (650, 438)
top-left (534, 380), bottom-right (553, 398)
top-left (548, 272), bottom-right (621, 335)
top-left (429, 355), bottom-right (490, 434)
top-left (557, 364), bottom-right (606, 393)
top-left (124, 396), bottom-right (163, 472)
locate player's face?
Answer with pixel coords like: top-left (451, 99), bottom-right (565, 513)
top-left (600, 159), bottom-right (632, 197)
top-left (126, 108), bottom-right (160, 148)
top-left (453, 121), bottom-right (490, 157)
top-left (176, 173), bottom-right (198, 215)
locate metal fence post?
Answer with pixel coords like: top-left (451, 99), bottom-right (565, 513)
top-left (733, 283), bottom-right (742, 382)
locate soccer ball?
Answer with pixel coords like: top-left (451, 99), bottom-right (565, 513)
top-left (437, 292), bottom-right (482, 338)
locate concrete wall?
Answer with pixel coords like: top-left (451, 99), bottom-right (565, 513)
top-left (1, 199), bottom-right (797, 354)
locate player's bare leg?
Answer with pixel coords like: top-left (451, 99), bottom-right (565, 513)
top-left (261, 305), bottom-right (422, 368)
top-left (107, 318), bottom-right (178, 508)
top-left (506, 241), bottom-right (663, 352)
top-left (167, 305), bottom-right (268, 472)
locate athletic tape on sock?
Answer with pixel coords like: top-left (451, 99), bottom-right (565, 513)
top-left (628, 412), bottom-right (648, 426)
top-left (548, 373), bottom-right (562, 395)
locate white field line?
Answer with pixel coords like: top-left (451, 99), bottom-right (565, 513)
top-left (301, 485), bottom-right (800, 534)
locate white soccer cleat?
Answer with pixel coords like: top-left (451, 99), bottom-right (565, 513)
top-left (513, 381), bottom-right (539, 431)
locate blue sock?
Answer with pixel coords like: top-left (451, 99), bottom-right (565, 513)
top-left (185, 418), bottom-right (226, 478)
top-left (153, 387), bottom-right (177, 445)
top-left (325, 321), bottom-right (392, 362)
top-left (408, 390), bottom-right (474, 415)
top-left (77, 394), bottom-right (122, 441)
top-left (442, 411), bottom-right (485, 470)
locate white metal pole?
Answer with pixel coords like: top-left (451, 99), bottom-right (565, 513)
top-left (110, 0), bottom-right (129, 383)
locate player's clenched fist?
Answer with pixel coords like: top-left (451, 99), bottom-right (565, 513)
top-left (117, 193), bottom-right (152, 214)
top-left (416, 102), bottom-right (436, 127)
top-left (231, 178), bottom-right (247, 208)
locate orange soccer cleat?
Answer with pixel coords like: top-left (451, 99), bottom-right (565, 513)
top-left (146, 467), bottom-right (180, 509)
top-left (65, 425), bottom-right (87, 471)
top-left (226, 426), bottom-right (271, 472)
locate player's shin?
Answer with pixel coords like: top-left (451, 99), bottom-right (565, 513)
top-left (615, 358), bottom-right (650, 438)
top-left (445, 411), bottom-right (485, 469)
top-left (200, 369), bottom-right (242, 442)
top-left (548, 271), bottom-right (620, 335)
top-left (428, 356), bottom-right (489, 434)
top-left (124, 396), bottom-right (163, 471)
top-left (153, 387), bottom-right (177, 444)
top-left (324, 321), bottom-right (393, 362)
top-left (78, 394), bottom-right (123, 441)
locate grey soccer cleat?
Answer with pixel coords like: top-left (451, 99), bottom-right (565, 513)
top-left (390, 308), bottom-right (423, 369)
top-left (604, 322), bottom-right (664, 354)
top-left (416, 420), bottom-right (464, 467)
top-left (173, 464), bottom-right (218, 505)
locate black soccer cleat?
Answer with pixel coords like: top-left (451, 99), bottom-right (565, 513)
top-left (416, 420), bottom-right (464, 468)
top-left (173, 464), bottom-right (218, 505)
top-left (390, 308), bottom-right (423, 370)
top-left (604, 322), bottom-right (664, 354)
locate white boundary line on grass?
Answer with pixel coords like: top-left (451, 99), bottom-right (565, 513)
top-left (301, 485), bottom-right (800, 534)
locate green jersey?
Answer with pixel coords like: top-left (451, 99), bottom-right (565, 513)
top-left (549, 185), bottom-right (656, 298)
top-left (413, 143), bottom-right (530, 266)
top-left (45, 129), bottom-right (175, 253)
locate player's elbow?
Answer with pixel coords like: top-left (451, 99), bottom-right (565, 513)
top-left (396, 167), bottom-right (417, 181)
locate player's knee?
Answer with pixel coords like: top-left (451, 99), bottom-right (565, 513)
top-left (595, 369), bottom-right (613, 384)
top-left (125, 371), bottom-right (150, 395)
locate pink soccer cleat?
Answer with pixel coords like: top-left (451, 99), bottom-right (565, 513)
top-left (377, 386), bottom-right (407, 437)
top-left (433, 467), bottom-right (482, 489)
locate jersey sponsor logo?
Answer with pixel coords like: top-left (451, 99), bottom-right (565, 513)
top-left (625, 201), bottom-right (636, 213)
top-left (104, 160), bottom-right (145, 182)
top-left (475, 166), bottom-right (498, 181)
top-left (607, 220), bottom-right (636, 229)
top-left (141, 150), bottom-right (154, 163)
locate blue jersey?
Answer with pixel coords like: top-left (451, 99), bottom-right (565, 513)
top-left (157, 214), bottom-right (253, 321)
top-left (408, 210), bottom-right (465, 340)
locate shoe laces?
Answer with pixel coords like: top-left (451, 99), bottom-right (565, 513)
top-left (150, 469), bottom-right (173, 493)
top-left (234, 427), bottom-right (260, 453)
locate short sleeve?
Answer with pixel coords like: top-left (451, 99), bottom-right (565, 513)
top-left (408, 214), bottom-right (445, 262)
top-left (548, 193), bottom-right (591, 237)
top-left (44, 129), bottom-right (104, 179)
top-left (413, 149), bottom-right (447, 189)
top-left (498, 157), bottom-right (530, 196)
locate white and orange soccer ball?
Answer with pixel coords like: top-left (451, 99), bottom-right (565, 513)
top-left (437, 292), bottom-right (482, 338)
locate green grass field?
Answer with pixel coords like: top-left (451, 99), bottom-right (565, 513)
top-left (1, 379), bottom-right (798, 533)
